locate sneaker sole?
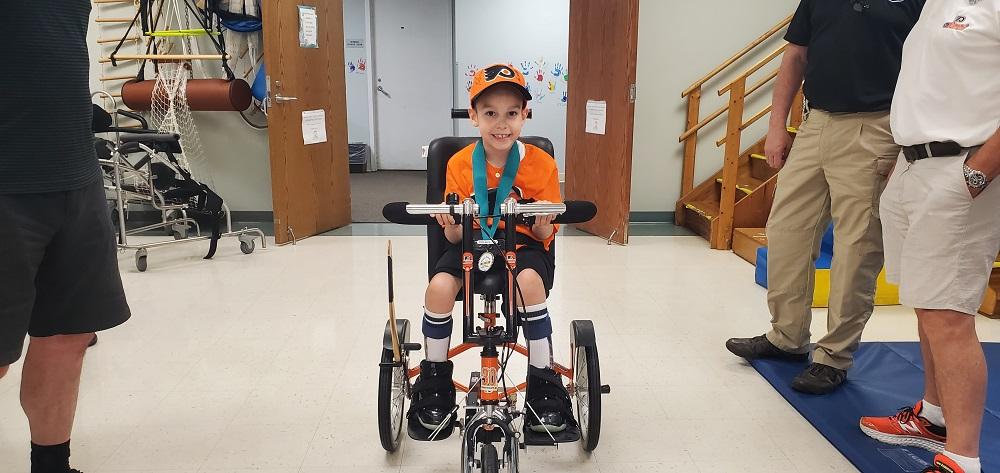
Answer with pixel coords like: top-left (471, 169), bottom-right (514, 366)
top-left (859, 422), bottom-right (946, 453)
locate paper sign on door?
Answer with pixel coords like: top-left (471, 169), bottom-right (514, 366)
top-left (302, 110), bottom-right (327, 145)
top-left (298, 5), bottom-right (319, 48)
top-left (585, 100), bottom-right (606, 135)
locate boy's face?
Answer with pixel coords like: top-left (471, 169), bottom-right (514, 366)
top-left (469, 86), bottom-right (529, 155)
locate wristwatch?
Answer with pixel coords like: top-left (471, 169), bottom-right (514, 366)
top-left (964, 164), bottom-right (989, 189)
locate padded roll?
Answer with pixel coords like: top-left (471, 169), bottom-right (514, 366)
top-left (121, 78), bottom-right (252, 111)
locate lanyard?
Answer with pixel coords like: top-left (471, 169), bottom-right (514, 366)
top-left (472, 139), bottom-right (520, 240)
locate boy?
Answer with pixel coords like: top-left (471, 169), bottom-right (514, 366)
top-left (406, 64), bottom-right (577, 442)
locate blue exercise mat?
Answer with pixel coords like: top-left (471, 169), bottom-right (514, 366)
top-left (750, 342), bottom-right (999, 472)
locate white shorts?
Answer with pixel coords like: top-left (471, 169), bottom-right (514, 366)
top-left (881, 149), bottom-right (1000, 315)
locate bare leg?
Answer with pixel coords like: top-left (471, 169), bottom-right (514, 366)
top-left (20, 333), bottom-right (93, 445)
top-left (916, 308), bottom-right (986, 458)
top-left (917, 313), bottom-right (941, 406)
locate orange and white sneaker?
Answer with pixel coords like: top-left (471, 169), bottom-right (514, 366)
top-left (922, 454), bottom-right (977, 473)
top-left (860, 401), bottom-right (947, 453)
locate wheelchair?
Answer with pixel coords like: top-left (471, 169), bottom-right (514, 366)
top-left (377, 133), bottom-right (610, 472)
top-left (91, 91), bottom-right (265, 272)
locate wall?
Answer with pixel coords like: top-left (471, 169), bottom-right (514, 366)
top-left (88, 1), bottom-right (273, 212)
top-left (343, 0), bottom-right (372, 145)
top-left (453, 0), bottom-right (570, 172)
top-left (87, 1), bottom-right (799, 214)
top-left (630, 0), bottom-right (799, 213)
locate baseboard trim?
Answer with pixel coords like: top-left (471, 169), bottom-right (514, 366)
top-left (629, 211), bottom-right (674, 223)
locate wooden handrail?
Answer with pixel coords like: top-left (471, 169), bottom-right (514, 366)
top-left (719, 44), bottom-right (787, 96)
top-left (717, 104), bottom-right (773, 146)
top-left (678, 68), bottom-right (778, 142)
top-left (681, 14), bottom-right (792, 98)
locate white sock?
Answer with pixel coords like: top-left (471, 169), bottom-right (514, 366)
top-left (528, 338), bottom-right (553, 369)
top-left (521, 302), bottom-right (553, 369)
top-left (922, 400), bottom-right (946, 427)
top-left (423, 308), bottom-right (453, 362)
top-left (943, 451), bottom-right (981, 473)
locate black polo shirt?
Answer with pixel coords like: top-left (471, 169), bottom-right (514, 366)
top-left (786, 0), bottom-right (924, 113)
top-left (0, 0), bottom-right (100, 194)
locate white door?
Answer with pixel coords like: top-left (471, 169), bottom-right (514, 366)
top-left (373, 0), bottom-right (454, 170)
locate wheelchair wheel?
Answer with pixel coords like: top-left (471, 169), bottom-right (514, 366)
top-left (571, 320), bottom-right (602, 451)
top-left (481, 443), bottom-right (499, 473)
top-left (135, 248), bottom-right (148, 272)
top-left (240, 240), bottom-right (255, 254)
top-left (377, 346), bottom-right (408, 452)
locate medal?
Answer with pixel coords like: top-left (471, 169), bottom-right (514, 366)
top-left (478, 251), bottom-right (495, 272)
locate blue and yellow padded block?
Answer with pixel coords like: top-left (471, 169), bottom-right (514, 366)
top-left (755, 225), bottom-right (899, 308)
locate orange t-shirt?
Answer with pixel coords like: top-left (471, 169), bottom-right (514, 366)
top-left (444, 141), bottom-right (561, 250)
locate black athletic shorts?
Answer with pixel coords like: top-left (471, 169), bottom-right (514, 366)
top-left (0, 179), bottom-right (131, 365)
top-left (432, 238), bottom-right (555, 295)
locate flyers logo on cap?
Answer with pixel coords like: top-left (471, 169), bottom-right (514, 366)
top-left (484, 65), bottom-right (517, 82)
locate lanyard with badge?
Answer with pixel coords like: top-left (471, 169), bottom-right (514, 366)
top-left (472, 139), bottom-right (520, 242)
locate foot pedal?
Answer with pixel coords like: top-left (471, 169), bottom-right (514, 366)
top-left (521, 423), bottom-right (580, 446)
top-left (407, 414), bottom-right (456, 442)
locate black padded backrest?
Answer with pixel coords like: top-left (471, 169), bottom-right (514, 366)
top-left (425, 136), bottom-right (556, 279)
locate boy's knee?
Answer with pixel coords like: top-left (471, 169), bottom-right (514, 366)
top-left (516, 269), bottom-right (543, 287)
top-left (428, 273), bottom-right (461, 294)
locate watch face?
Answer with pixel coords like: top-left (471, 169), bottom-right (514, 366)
top-left (966, 166), bottom-right (988, 188)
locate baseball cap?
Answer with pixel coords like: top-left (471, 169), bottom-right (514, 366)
top-left (469, 64), bottom-right (533, 106)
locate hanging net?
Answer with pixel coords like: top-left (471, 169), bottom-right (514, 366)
top-left (149, 61), bottom-right (206, 177)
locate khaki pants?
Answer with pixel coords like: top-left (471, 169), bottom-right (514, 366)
top-left (764, 109), bottom-right (899, 370)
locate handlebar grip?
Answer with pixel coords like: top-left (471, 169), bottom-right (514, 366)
top-left (382, 202), bottom-right (437, 226)
top-left (552, 201), bottom-right (597, 224)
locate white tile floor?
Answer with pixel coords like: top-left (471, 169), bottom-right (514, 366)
top-left (2, 234), bottom-right (999, 473)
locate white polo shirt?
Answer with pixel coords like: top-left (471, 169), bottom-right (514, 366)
top-left (890, 0), bottom-right (1000, 147)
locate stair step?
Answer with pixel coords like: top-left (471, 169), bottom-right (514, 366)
top-left (979, 268), bottom-right (1000, 319)
top-left (750, 153), bottom-right (766, 160)
top-left (787, 126), bottom-right (798, 133)
top-left (716, 178), bottom-right (758, 195)
top-left (684, 200), bottom-right (720, 220)
top-left (733, 228), bottom-right (767, 265)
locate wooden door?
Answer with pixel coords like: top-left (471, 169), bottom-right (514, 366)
top-left (564, 0), bottom-right (638, 245)
top-left (263, 0), bottom-right (351, 244)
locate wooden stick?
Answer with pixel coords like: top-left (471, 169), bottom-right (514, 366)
top-left (98, 57), bottom-right (138, 64)
top-left (101, 54), bottom-right (229, 61)
top-left (97, 37), bottom-right (141, 44)
top-left (387, 241), bottom-right (401, 362)
top-left (100, 74), bottom-right (135, 81)
top-left (96, 17), bottom-right (135, 22)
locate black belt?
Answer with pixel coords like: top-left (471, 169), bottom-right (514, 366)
top-left (902, 141), bottom-right (965, 162)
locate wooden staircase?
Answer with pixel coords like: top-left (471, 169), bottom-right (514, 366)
top-left (675, 14), bottom-right (802, 250)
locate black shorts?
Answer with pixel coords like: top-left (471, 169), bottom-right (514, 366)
top-left (432, 241), bottom-right (554, 295)
top-left (0, 179), bottom-right (131, 366)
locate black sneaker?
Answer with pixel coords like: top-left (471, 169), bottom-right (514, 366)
top-left (525, 365), bottom-right (573, 434)
top-left (406, 360), bottom-right (456, 441)
top-left (725, 334), bottom-right (808, 361)
top-left (791, 362), bottom-right (847, 394)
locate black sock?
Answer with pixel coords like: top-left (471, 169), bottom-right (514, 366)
top-left (31, 440), bottom-right (70, 473)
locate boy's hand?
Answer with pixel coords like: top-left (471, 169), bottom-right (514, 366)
top-left (430, 202), bottom-right (459, 229)
top-left (531, 200), bottom-right (556, 238)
